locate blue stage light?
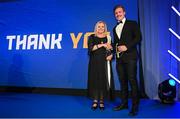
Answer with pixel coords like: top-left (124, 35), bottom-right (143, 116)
top-left (169, 79), bottom-right (176, 86)
top-left (158, 78), bottom-right (176, 104)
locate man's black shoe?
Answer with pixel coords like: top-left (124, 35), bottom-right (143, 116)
top-left (128, 107), bottom-right (138, 116)
top-left (129, 110), bottom-right (138, 116)
top-left (113, 104), bottom-right (128, 111)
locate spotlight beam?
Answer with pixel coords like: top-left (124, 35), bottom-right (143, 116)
top-left (168, 73), bottom-right (180, 84)
top-left (171, 6), bottom-right (180, 17)
top-left (169, 28), bottom-right (180, 40)
top-left (168, 50), bottom-right (180, 62)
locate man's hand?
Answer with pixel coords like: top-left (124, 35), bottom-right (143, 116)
top-left (118, 45), bottom-right (127, 52)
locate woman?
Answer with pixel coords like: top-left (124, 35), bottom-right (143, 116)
top-left (87, 21), bottom-right (115, 110)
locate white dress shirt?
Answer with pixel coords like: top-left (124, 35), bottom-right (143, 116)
top-left (115, 17), bottom-right (126, 39)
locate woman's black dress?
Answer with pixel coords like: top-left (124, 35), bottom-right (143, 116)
top-left (87, 34), bottom-right (115, 100)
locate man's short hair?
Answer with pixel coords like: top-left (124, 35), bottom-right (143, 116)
top-left (113, 5), bottom-right (126, 13)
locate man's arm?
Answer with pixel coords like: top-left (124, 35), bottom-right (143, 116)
top-left (125, 21), bottom-right (142, 50)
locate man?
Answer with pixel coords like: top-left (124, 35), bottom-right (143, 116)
top-left (112, 5), bottom-right (141, 116)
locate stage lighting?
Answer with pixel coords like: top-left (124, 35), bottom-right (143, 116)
top-left (158, 79), bottom-right (176, 103)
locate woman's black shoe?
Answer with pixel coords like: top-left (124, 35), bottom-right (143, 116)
top-left (99, 102), bottom-right (105, 110)
top-left (91, 102), bottom-right (98, 110)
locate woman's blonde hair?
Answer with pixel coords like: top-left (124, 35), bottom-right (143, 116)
top-left (94, 21), bottom-right (108, 36)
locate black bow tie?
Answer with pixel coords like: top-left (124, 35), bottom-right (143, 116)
top-left (117, 21), bottom-right (123, 25)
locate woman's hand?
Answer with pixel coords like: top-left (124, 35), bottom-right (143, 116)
top-left (106, 54), bottom-right (113, 61)
top-left (106, 43), bottom-right (112, 50)
top-left (98, 43), bottom-right (107, 48)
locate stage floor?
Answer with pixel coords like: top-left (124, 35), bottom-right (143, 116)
top-left (0, 92), bottom-right (180, 118)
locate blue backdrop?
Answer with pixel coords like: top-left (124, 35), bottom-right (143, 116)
top-left (0, 0), bottom-right (138, 89)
